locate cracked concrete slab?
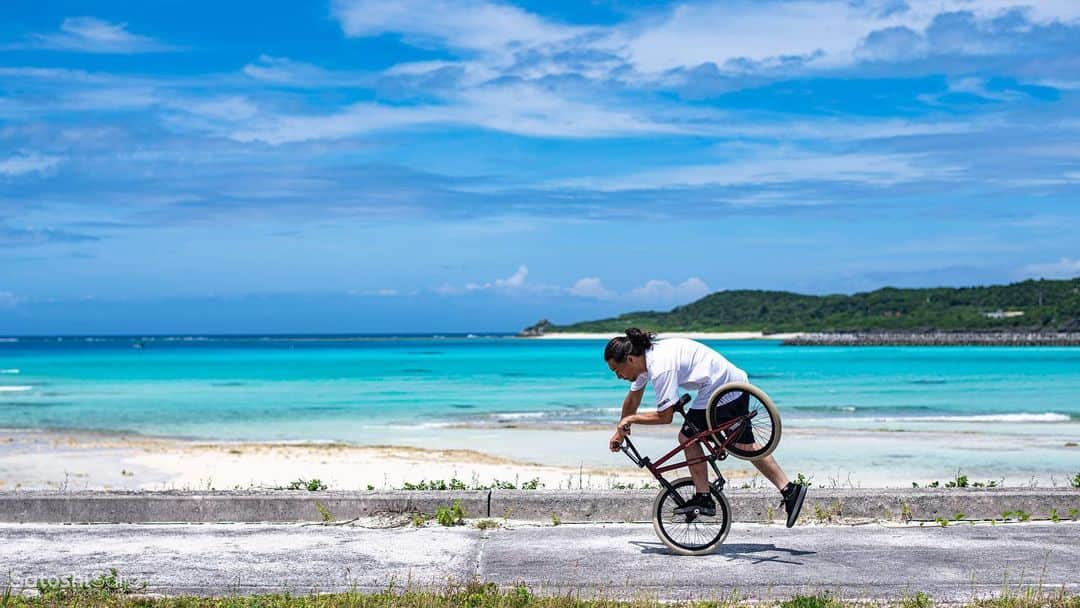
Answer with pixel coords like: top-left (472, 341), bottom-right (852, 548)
top-left (2, 521), bottom-right (1078, 601)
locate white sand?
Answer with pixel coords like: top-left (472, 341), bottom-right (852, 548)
top-left (0, 429), bottom-right (661, 492)
top-left (2, 423), bottom-right (1075, 491)
top-left (533, 332), bottom-right (805, 340)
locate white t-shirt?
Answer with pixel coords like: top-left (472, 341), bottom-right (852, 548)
top-left (630, 338), bottom-right (748, 411)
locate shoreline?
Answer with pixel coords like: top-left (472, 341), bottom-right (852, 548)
top-left (529, 330), bottom-right (1080, 346)
top-left (531, 331), bottom-right (804, 340)
top-left (784, 331), bottom-right (1080, 346)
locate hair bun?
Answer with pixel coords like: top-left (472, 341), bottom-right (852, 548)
top-left (624, 327), bottom-right (656, 348)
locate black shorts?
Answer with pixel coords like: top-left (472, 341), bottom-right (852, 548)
top-left (679, 391), bottom-right (754, 443)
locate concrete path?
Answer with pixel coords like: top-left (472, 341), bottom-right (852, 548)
top-left (3, 521), bottom-right (1078, 602)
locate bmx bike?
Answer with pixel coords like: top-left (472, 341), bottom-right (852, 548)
top-left (616, 382), bottom-right (781, 555)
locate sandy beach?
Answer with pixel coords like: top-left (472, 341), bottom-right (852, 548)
top-left (533, 331), bottom-right (805, 340)
top-left (3, 422), bottom-right (1076, 492)
top-left (0, 428), bottom-right (666, 492)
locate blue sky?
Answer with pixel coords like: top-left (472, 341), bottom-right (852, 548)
top-left (1, 0), bottom-right (1078, 334)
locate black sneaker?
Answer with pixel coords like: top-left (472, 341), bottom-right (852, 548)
top-left (781, 483), bottom-right (807, 528)
top-left (673, 493), bottom-right (716, 516)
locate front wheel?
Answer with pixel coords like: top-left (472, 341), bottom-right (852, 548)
top-left (705, 382), bottom-right (782, 461)
top-left (651, 476), bottom-right (731, 555)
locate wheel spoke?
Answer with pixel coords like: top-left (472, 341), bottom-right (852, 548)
top-left (656, 480), bottom-right (729, 553)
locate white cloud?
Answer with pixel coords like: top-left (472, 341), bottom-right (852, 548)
top-left (333, 0), bottom-right (1080, 84)
top-left (566, 277), bottom-right (617, 300)
top-left (555, 151), bottom-right (963, 191)
top-left (628, 277), bottom-right (712, 305)
top-left (433, 268), bottom-right (711, 307)
top-left (29, 17), bottom-right (173, 54)
top-left (185, 97), bottom-right (259, 121)
top-left (919, 77), bottom-right (1029, 106)
top-left (348, 288), bottom-right (401, 296)
top-left (242, 56), bottom-right (369, 88)
top-left (494, 265), bottom-right (528, 289)
top-left (621, 1), bottom-right (1080, 74)
top-left (437, 265), bottom-right (535, 295)
top-left (1019, 257), bottom-right (1080, 279)
top-left (0, 292), bottom-right (21, 308)
top-left (229, 83), bottom-right (682, 144)
top-left (332, 0), bottom-right (584, 56)
top-left (0, 153), bottom-right (63, 177)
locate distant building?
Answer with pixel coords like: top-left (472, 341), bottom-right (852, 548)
top-left (983, 310), bottom-right (1025, 319)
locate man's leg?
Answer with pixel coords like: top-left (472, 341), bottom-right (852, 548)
top-left (681, 432), bottom-right (710, 494)
top-left (735, 442), bottom-right (806, 527)
top-left (749, 453), bottom-right (789, 490)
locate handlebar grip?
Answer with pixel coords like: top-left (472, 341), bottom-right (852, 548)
top-left (676, 394), bottom-right (692, 408)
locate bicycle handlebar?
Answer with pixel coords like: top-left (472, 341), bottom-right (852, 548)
top-left (617, 393), bottom-right (693, 467)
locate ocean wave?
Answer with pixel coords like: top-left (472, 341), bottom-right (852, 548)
top-left (791, 405), bottom-right (863, 413)
top-left (0, 338), bottom-right (17, 343)
top-left (0, 369), bottom-right (19, 374)
top-left (870, 412), bottom-right (1074, 423)
top-left (0, 386), bottom-right (32, 392)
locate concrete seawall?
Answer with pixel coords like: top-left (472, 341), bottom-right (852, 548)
top-left (783, 332), bottom-right (1080, 346)
top-left (1, 488), bottom-right (1077, 524)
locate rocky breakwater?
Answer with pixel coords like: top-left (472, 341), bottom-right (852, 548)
top-left (784, 332), bottom-right (1080, 346)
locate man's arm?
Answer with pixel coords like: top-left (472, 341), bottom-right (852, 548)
top-left (620, 406), bottom-right (675, 428)
top-left (619, 388), bottom-right (644, 421)
top-left (609, 387), bottom-right (679, 451)
top-left (610, 388), bottom-right (647, 451)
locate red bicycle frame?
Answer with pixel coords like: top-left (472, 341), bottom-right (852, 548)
top-left (619, 394), bottom-right (757, 498)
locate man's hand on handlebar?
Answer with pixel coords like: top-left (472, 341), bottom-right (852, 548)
top-left (609, 420), bottom-right (632, 452)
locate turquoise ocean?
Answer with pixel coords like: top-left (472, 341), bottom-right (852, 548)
top-left (2, 335), bottom-right (1078, 484)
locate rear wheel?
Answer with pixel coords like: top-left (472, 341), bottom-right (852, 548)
top-left (705, 382), bottom-right (781, 461)
top-left (651, 476), bottom-right (731, 555)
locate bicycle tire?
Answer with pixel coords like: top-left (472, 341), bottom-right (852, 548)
top-left (705, 381), bottom-right (782, 461)
top-left (651, 476), bottom-right (731, 555)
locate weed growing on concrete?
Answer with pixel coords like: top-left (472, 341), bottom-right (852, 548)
top-left (435, 500), bottom-right (466, 526)
top-left (314, 500), bottom-right (334, 523)
top-left (2, 578), bottom-right (1079, 608)
top-left (780, 592), bottom-right (843, 608)
top-left (899, 591), bottom-right (935, 608)
top-left (404, 478), bottom-right (468, 490)
top-left (1071, 472), bottom-right (1080, 488)
top-left (813, 500), bottom-right (843, 523)
top-left (935, 517), bottom-right (949, 527)
top-left (474, 519), bottom-right (500, 530)
top-left (900, 503), bottom-right (913, 522)
top-left (1068, 508), bottom-right (1079, 520)
top-left (1001, 510), bottom-right (1032, 522)
top-left (411, 513), bottom-right (428, 527)
top-left (1048, 509), bottom-right (1060, 523)
top-left (279, 478), bottom-right (326, 491)
top-left (913, 474), bottom-right (1000, 489)
top-left (945, 472), bottom-right (969, 488)
top-left (33, 569), bottom-right (146, 599)
top-left (606, 480), bottom-right (658, 490)
top-left (550, 513), bottom-right (561, 526)
top-left (401, 477), bottom-right (544, 491)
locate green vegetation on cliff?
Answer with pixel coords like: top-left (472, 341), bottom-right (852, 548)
top-left (548, 278), bottom-right (1080, 334)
